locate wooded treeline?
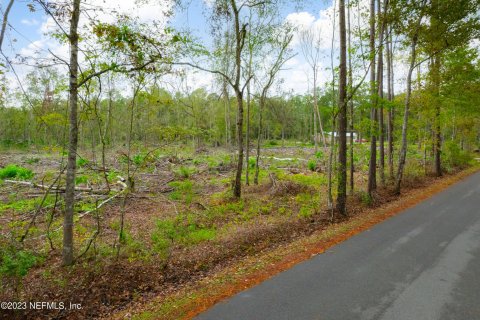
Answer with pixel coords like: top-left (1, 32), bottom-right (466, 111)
top-left (0, 0), bottom-right (479, 266)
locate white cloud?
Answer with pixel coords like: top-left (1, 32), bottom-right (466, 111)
top-left (20, 18), bottom-right (39, 26)
top-left (19, 40), bottom-right (45, 57)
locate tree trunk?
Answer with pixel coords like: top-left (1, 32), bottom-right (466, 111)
top-left (254, 96), bottom-right (265, 185)
top-left (63, 0), bottom-right (81, 266)
top-left (0, 0), bottom-right (14, 50)
top-left (433, 56), bottom-right (442, 177)
top-left (245, 21), bottom-right (253, 186)
top-left (231, 0), bottom-right (245, 198)
top-left (387, 26), bottom-right (394, 179)
top-left (395, 36), bottom-right (418, 194)
top-left (377, 0), bottom-right (387, 186)
top-left (336, 0), bottom-right (348, 216)
top-left (367, 0), bottom-right (377, 195)
top-left (347, 0), bottom-right (354, 192)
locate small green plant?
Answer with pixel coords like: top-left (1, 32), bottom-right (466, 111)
top-left (76, 157), bottom-right (89, 167)
top-left (315, 151), bottom-right (324, 159)
top-left (26, 157), bottom-right (40, 164)
top-left (307, 159), bottom-right (317, 171)
top-left (151, 218), bottom-right (216, 257)
top-left (248, 157), bottom-right (256, 169)
top-left (0, 249), bottom-right (38, 278)
top-left (359, 191), bottom-right (373, 206)
top-left (0, 164), bottom-right (34, 180)
top-left (168, 180), bottom-right (195, 204)
top-left (298, 205), bottom-right (315, 218)
top-left (75, 175), bottom-right (88, 185)
top-left (174, 166), bottom-right (196, 179)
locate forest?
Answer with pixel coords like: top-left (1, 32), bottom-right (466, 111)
top-left (0, 0), bottom-right (479, 318)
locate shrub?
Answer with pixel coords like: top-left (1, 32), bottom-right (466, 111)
top-left (248, 157), bottom-right (256, 169)
top-left (307, 159), bottom-right (317, 171)
top-left (0, 249), bottom-right (37, 278)
top-left (0, 164), bottom-right (34, 180)
top-left (268, 140), bottom-right (278, 146)
top-left (359, 191), bottom-right (373, 206)
top-left (443, 141), bottom-right (472, 170)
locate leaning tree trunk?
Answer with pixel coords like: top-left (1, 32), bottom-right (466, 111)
top-left (0, 0), bottom-right (14, 50)
top-left (63, 0), bottom-right (81, 266)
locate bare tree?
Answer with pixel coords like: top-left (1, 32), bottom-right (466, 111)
top-left (300, 28), bottom-right (326, 150)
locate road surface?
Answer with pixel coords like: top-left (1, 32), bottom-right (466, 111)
top-left (196, 172), bottom-right (480, 320)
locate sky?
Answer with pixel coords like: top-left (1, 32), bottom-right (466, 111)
top-left (0, 0), bottom-right (403, 97)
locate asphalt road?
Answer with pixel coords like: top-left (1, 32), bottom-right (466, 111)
top-left (196, 172), bottom-right (480, 320)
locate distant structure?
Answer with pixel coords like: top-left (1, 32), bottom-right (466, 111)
top-left (325, 131), bottom-right (358, 142)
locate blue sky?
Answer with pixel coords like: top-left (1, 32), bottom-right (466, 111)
top-left (1, 0), bottom-right (356, 95)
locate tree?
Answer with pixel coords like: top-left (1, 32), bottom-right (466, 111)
top-left (367, 0), bottom-right (377, 196)
top-left (63, 0), bottom-right (81, 266)
top-left (253, 27), bottom-right (293, 184)
top-left (0, 0), bottom-right (14, 51)
top-left (394, 0), bottom-right (427, 194)
top-left (336, 0), bottom-right (348, 216)
top-left (300, 28), bottom-right (326, 150)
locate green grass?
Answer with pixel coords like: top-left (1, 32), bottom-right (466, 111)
top-left (0, 249), bottom-right (38, 278)
top-left (283, 172), bottom-right (327, 187)
top-left (0, 196), bottom-right (56, 214)
top-left (0, 164), bottom-right (34, 180)
top-left (174, 166), bottom-right (196, 179)
top-left (168, 180), bottom-right (195, 204)
top-left (151, 218), bottom-right (217, 257)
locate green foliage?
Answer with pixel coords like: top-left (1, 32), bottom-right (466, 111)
top-left (0, 164), bottom-right (34, 180)
top-left (359, 191), bottom-right (373, 206)
top-left (307, 159), bottom-right (317, 171)
top-left (267, 140), bottom-right (278, 146)
top-left (285, 173), bottom-right (326, 187)
top-left (174, 166), bottom-right (196, 179)
top-left (75, 175), bottom-right (89, 185)
top-left (443, 141), bottom-right (472, 170)
top-left (76, 157), bottom-right (89, 168)
top-left (248, 157), bottom-right (256, 169)
top-left (151, 218), bottom-right (216, 257)
top-left (168, 180), bottom-right (195, 204)
top-left (0, 249), bottom-right (38, 278)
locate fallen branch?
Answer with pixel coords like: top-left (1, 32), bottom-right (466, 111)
top-left (4, 179), bottom-right (118, 194)
top-left (78, 189), bottom-right (126, 218)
